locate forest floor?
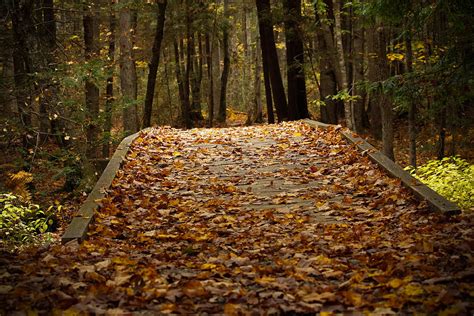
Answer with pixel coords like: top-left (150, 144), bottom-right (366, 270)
top-left (1, 121), bottom-right (473, 314)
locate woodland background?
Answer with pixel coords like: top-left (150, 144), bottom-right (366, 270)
top-left (0, 0), bottom-right (473, 247)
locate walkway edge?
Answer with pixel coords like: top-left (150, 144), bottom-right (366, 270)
top-left (61, 129), bottom-right (149, 243)
top-left (303, 119), bottom-right (461, 215)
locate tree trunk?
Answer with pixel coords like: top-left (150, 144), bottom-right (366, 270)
top-left (211, 29), bottom-right (221, 120)
top-left (242, 6), bottom-right (250, 122)
top-left (83, 5), bottom-right (100, 159)
top-left (405, 31), bottom-right (417, 168)
top-left (143, 0), bottom-right (167, 128)
top-left (283, 0), bottom-right (308, 120)
top-left (217, 0), bottom-right (230, 124)
top-left (11, 0), bottom-right (34, 147)
top-left (314, 9), bottom-right (338, 124)
top-left (436, 107), bottom-right (446, 160)
top-left (190, 33), bottom-right (204, 123)
top-left (261, 38), bottom-right (274, 123)
top-left (174, 38), bottom-right (191, 128)
top-left (256, 0), bottom-right (288, 122)
top-left (253, 33), bottom-right (263, 124)
top-left (380, 95), bottom-right (395, 160)
top-left (162, 49), bottom-right (174, 124)
top-left (352, 18), bottom-right (365, 133)
top-left (103, 12), bottom-right (116, 158)
top-left (314, 1), bottom-right (339, 124)
top-left (332, 0), bottom-right (353, 129)
top-left (38, 0), bottom-right (56, 141)
top-left (367, 26), bottom-right (382, 140)
top-left (119, 1), bottom-right (138, 134)
top-left (205, 34), bottom-right (214, 127)
top-left (373, 26), bottom-right (394, 160)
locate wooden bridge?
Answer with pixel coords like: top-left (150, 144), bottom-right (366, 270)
top-left (2, 121), bottom-right (471, 314)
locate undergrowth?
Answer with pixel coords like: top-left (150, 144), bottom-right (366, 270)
top-left (407, 156), bottom-right (474, 211)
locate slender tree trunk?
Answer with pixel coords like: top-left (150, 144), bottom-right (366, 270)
top-left (205, 34), bottom-right (214, 127)
top-left (211, 28), bottom-right (220, 119)
top-left (367, 26), bottom-right (382, 139)
top-left (256, 0), bottom-right (288, 122)
top-left (103, 12), bottom-right (116, 157)
top-left (352, 18), bottom-right (365, 133)
top-left (217, 0), bottom-right (230, 123)
top-left (174, 38), bottom-right (191, 128)
top-left (436, 108), bottom-right (446, 159)
top-left (162, 49), bottom-right (173, 124)
top-left (197, 35), bottom-right (204, 118)
top-left (283, 0), bottom-right (308, 120)
top-left (380, 95), bottom-right (395, 160)
top-left (332, 0), bottom-right (353, 129)
top-left (405, 31), bottom-right (416, 168)
top-left (11, 0), bottom-right (34, 147)
top-left (190, 33), bottom-right (204, 122)
top-left (253, 34), bottom-right (263, 123)
top-left (143, 0), bottom-right (167, 128)
top-left (242, 6), bottom-right (250, 120)
top-left (119, 1), bottom-right (138, 134)
top-left (376, 26), bottom-right (394, 160)
top-left (83, 5), bottom-right (100, 159)
top-left (38, 0), bottom-right (56, 141)
top-left (261, 37), bottom-right (274, 123)
top-left (182, 3), bottom-right (193, 127)
top-left (314, 10), bottom-right (338, 124)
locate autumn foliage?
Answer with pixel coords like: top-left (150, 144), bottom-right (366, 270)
top-left (1, 122), bottom-right (472, 314)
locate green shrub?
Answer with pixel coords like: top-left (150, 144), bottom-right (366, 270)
top-left (0, 193), bottom-right (55, 248)
top-left (407, 157), bottom-right (474, 211)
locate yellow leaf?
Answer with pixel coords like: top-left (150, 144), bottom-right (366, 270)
top-left (388, 278), bottom-right (403, 289)
top-left (293, 132), bottom-right (302, 137)
top-left (224, 185), bottom-right (237, 193)
top-left (313, 255), bottom-right (332, 265)
top-left (195, 233), bottom-right (211, 241)
top-left (169, 199), bottom-right (180, 206)
top-left (172, 151), bottom-right (182, 157)
top-left (157, 234), bottom-right (178, 239)
top-left (200, 263), bottom-right (217, 270)
top-left (403, 283), bottom-right (424, 296)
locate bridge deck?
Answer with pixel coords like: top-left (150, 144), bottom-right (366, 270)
top-left (2, 121), bottom-right (472, 314)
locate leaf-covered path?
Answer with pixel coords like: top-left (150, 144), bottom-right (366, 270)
top-left (1, 122), bottom-right (473, 314)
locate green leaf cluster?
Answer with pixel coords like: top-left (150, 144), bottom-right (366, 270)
top-left (0, 193), bottom-right (56, 248)
top-left (407, 157), bottom-right (474, 211)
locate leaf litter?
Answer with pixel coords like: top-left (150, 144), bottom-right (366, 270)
top-left (0, 121), bottom-right (473, 314)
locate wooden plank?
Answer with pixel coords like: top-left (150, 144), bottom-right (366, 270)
top-left (302, 119), bottom-right (334, 130)
top-left (61, 129), bottom-right (151, 243)
top-left (304, 120), bottom-right (461, 215)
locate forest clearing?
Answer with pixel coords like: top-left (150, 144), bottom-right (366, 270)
top-left (0, 0), bottom-right (473, 314)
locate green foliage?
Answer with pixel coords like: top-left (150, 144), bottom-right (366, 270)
top-left (407, 157), bottom-right (474, 211)
top-left (327, 89), bottom-right (361, 103)
top-left (0, 193), bottom-right (56, 248)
